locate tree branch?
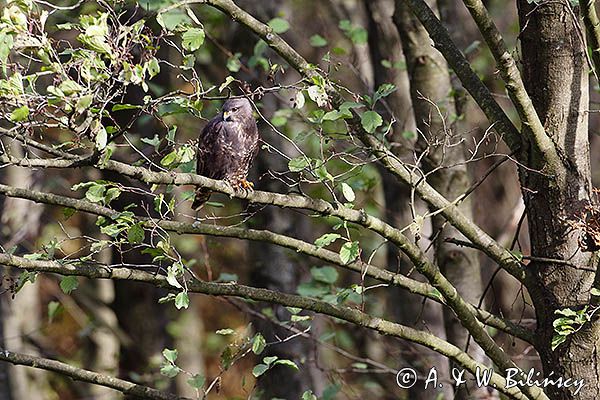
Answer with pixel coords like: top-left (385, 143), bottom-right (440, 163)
top-left (0, 252), bottom-right (531, 400)
top-left (0, 348), bottom-right (190, 400)
top-left (0, 182), bottom-right (534, 343)
top-left (458, 0), bottom-right (562, 172)
top-left (580, 0), bottom-right (600, 83)
top-left (163, 0), bottom-right (530, 286)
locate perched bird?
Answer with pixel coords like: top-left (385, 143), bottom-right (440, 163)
top-left (192, 97), bottom-right (259, 209)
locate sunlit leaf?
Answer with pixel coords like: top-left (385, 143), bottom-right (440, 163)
top-left (360, 111), bottom-right (383, 133)
top-left (182, 27), bottom-right (205, 52)
top-left (339, 241), bottom-right (359, 264)
top-left (268, 17), bottom-right (290, 34)
top-left (60, 276), bottom-right (79, 294)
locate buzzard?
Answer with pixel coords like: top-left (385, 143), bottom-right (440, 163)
top-left (192, 98), bottom-right (259, 209)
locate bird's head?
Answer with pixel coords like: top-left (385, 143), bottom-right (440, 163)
top-left (222, 98), bottom-right (253, 123)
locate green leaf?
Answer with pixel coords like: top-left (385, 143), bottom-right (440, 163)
top-left (373, 83), bottom-right (396, 104)
top-left (167, 263), bottom-right (183, 289)
top-left (160, 150), bottom-right (180, 168)
top-left (93, 120), bottom-right (108, 150)
top-left (311, 266), bottom-right (338, 284)
top-left (288, 156), bottom-right (310, 172)
top-left (226, 52), bottom-right (242, 72)
top-left (58, 79), bottom-right (83, 95)
top-left (268, 18), bottom-right (290, 34)
top-left (104, 187), bottom-right (121, 204)
top-left (156, 9), bottom-right (190, 31)
top-left (274, 359), bottom-right (299, 370)
top-left (146, 57), bottom-right (160, 78)
top-left (339, 20), bottom-right (367, 45)
top-left (112, 103), bottom-right (142, 111)
top-left (187, 374), bottom-right (205, 389)
top-left (252, 363), bottom-right (269, 377)
top-left (341, 182), bottom-right (355, 202)
top-left (47, 301), bottom-right (61, 322)
top-left (339, 241), bottom-right (359, 264)
top-left (263, 356), bottom-right (278, 366)
top-left (182, 27), bottom-right (205, 52)
top-left (160, 364), bottom-right (181, 378)
top-left (297, 282), bottom-right (330, 298)
top-left (63, 207), bottom-right (76, 219)
top-left (76, 95), bottom-right (93, 113)
top-left (127, 223), bottom-right (145, 244)
top-left (314, 233), bottom-right (341, 248)
top-left (592, 288), bottom-right (600, 297)
top-left (310, 34), bottom-right (327, 47)
top-left (162, 348), bottom-right (178, 363)
top-left (175, 291), bottom-right (190, 309)
top-left (10, 105), bottom-right (29, 122)
top-left (349, 27), bottom-right (367, 44)
top-left (360, 111), bottom-right (383, 133)
top-left (60, 276), bottom-right (79, 294)
top-left (302, 390), bottom-right (318, 400)
top-left (85, 184), bottom-right (106, 203)
top-left (315, 163), bottom-right (334, 183)
top-left (294, 91), bottom-right (305, 109)
top-left (252, 333), bottom-right (266, 354)
top-left (219, 76), bottom-right (235, 93)
top-left (215, 272), bottom-right (238, 282)
top-left (551, 334), bottom-right (567, 351)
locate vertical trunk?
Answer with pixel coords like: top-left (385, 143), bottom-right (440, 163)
top-left (366, 1), bottom-right (452, 398)
top-left (517, 2), bottom-right (598, 399)
top-left (237, 2), bottom-right (326, 396)
top-left (394, 1), bottom-right (487, 398)
top-left (249, 103), bottom-right (325, 398)
top-left (0, 144), bottom-right (47, 400)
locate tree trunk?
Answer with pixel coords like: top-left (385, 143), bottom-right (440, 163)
top-left (517, 2), bottom-right (597, 399)
top-left (394, 1), bottom-right (487, 398)
top-left (366, 1), bottom-right (453, 398)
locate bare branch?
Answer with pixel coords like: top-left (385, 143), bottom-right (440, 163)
top-left (0, 252), bottom-right (531, 400)
top-left (0, 348), bottom-right (190, 400)
top-left (0, 182), bottom-right (534, 343)
top-left (458, 0), bottom-right (562, 172)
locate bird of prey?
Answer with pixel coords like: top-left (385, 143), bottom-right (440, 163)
top-left (192, 98), bottom-right (259, 209)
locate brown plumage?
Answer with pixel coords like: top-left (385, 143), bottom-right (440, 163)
top-left (192, 98), bottom-right (259, 209)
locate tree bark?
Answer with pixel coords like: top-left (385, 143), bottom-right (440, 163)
top-left (366, 1), bottom-right (453, 398)
top-left (394, 1), bottom-right (487, 398)
top-left (517, 2), bottom-right (598, 399)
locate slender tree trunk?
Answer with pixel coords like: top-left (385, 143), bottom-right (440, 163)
top-left (517, 2), bottom-right (598, 399)
top-left (366, 1), bottom-right (453, 399)
top-left (248, 99), bottom-right (325, 399)
top-left (394, 1), bottom-right (487, 398)
top-left (0, 143), bottom-right (47, 400)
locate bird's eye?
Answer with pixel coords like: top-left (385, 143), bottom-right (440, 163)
top-left (231, 107), bottom-right (238, 112)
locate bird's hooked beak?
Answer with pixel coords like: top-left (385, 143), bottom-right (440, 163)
top-left (223, 110), bottom-right (232, 121)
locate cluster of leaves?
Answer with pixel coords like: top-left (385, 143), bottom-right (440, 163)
top-left (552, 288), bottom-right (600, 350)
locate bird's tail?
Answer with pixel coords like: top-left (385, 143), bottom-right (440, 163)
top-left (192, 188), bottom-right (212, 209)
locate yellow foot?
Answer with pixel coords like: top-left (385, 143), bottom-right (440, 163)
top-left (239, 179), bottom-right (254, 190)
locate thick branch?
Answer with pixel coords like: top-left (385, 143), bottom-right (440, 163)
top-left (0, 252), bottom-right (531, 400)
top-left (0, 176), bottom-right (542, 399)
top-left (0, 183), bottom-right (533, 342)
top-left (132, 2), bottom-right (545, 398)
top-left (0, 348), bottom-right (189, 400)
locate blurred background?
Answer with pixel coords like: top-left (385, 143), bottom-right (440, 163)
top-left (1, 0), bottom-right (599, 399)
